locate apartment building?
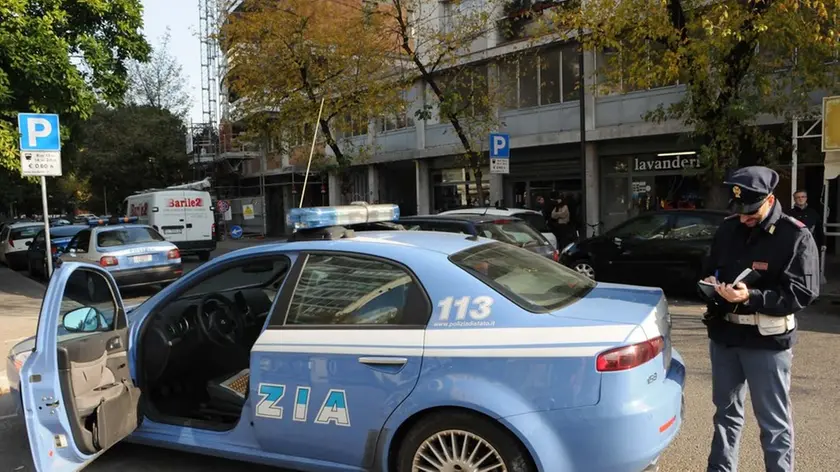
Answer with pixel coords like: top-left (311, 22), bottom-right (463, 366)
top-left (217, 0), bottom-right (836, 241)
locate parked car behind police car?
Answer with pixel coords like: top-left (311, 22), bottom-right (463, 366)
top-left (57, 216), bottom-right (183, 291)
top-left (9, 204), bottom-right (684, 472)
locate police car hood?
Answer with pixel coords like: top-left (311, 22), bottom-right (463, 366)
top-left (551, 282), bottom-right (669, 339)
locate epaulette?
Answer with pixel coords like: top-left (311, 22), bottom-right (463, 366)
top-left (781, 215), bottom-right (806, 228)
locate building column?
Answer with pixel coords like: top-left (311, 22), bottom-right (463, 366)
top-left (489, 173), bottom-right (504, 207)
top-left (328, 172), bottom-right (341, 206)
top-left (584, 142), bottom-right (600, 236)
top-left (367, 165), bottom-right (380, 203)
top-left (415, 159), bottom-right (431, 215)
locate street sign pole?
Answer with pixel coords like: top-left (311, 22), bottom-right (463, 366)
top-left (40, 176), bottom-right (53, 277)
top-left (17, 113), bottom-right (63, 279)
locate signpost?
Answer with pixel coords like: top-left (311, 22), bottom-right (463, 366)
top-left (230, 225), bottom-right (243, 239)
top-left (489, 133), bottom-right (510, 174)
top-left (17, 113), bottom-right (62, 278)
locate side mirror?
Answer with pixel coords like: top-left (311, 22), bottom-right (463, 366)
top-left (25, 241), bottom-right (31, 247)
top-left (62, 307), bottom-right (103, 333)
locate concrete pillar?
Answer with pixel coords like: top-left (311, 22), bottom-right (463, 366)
top-left (328, 172), bottom-right (341, 206)
top-left (367, 165), bottom-right (380, 203)
top-left (415, 159), bottom-right (431, 215)
top-left (489, 173), bottom-right (504, 206)
top-left (583, 50), bottom-right (597, 131)
top-left (584, 142), bottom-right (600, 236)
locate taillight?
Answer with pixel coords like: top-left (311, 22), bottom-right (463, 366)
top-left (168, 249), bottom-right (181, 259)
top-left (211, 223), bottom-right (216, 238)
top-left (51, 246), bottom-right (57, 254)
top-left (8, 240), bottom-right (13, 248)
top-left (552, 250), bottom-right (559, 262)
top-left (99, 256), bottom-right (118, 267)
top-left (596, 336), bottom-right (665, 372)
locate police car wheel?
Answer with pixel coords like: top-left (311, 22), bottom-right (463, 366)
top-left (397, 411), bottom-right (534, 472)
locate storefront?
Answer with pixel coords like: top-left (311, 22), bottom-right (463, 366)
top-left (431, 166), bottom-right (491, 212)
top-left (600, 151), bottom-right (706, 230)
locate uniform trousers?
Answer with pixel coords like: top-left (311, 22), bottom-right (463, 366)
top-left (707, 340), bottom-right (794, 472)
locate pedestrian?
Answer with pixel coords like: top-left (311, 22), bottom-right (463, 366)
top-left (700, 166), bottom-right (820, 472)
top-left (786, 189), bottom-right (826, 254)
top-left (550, 195), bottom-right (573, 248)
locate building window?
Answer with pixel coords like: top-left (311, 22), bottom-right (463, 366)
top-left (336, 114), bottom-right (369, 139)
top-left (432, 167), bottom-right (491, 212)
top-left (440, 65), bottom-right (489, 117)
top-left (377, 91), bottom-right (415, 133)
top-left (597, 40), bottom-right (680, 95)
top-left (500, 43), bottom-right (581, 111)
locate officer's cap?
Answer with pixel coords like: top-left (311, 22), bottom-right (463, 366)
top-left (723, 166), bottom-right (779, 214)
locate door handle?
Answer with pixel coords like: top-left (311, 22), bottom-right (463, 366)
top-left (358, 357), bottom-right (407, 366)
top-left (45, 400), bottom-right (59, 407)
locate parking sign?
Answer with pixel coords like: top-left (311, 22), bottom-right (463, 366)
top-left (17, 113), bottom-right (62, 177)
top-left (489, 133), bottom-right (510, 174)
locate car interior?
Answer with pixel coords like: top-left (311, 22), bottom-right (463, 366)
top-left (138, 256), bottom-right (291, 429)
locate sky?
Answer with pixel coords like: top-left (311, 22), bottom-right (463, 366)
top-left (141, 0), bottom-right (205, 125)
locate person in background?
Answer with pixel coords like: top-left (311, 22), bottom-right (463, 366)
top-left (550, 194), bottom-right (573, 248)
top-left (787, 189), bottom-right (826, 252)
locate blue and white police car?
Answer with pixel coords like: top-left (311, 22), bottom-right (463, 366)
top-left (56, 216), bottom-right (183, 291)
top-left (7, 203), bottom-right (685, 472)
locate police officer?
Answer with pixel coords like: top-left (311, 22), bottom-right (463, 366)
top-left (701, 166), bottom-right (820, 472)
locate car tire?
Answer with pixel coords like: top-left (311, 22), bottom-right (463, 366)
top-left (396, 411), bottom-right (535, 472)
top-left (198, 251), bottom-right (211, 262)
top-left (573, 258), bottom-right (596, 279)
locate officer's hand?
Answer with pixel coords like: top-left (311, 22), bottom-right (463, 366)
top-left (715, 282), bottom-right (750, 303)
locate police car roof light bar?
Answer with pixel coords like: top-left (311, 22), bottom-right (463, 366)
top-left (88, 216), bottom-right (139, 227)
top-left (287, 203), bottom-right (400, 231)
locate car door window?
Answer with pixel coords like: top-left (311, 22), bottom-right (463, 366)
top-left (285, 253), bottom-right (429, 326)
top-left (72, 230), bottom-right (92, 252)
top-left (56, 269), bottom-right (119, 342)
top-left (610, 214), bottom-right (671, 240)
top-left (667, 214), bottom-right (722, 240)
top-left (31, 232), bottom-right (45, 248)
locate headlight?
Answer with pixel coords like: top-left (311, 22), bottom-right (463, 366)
top-left (561, 243), bottom-right (575, 255)
top-left (11, 350), bottom-right (32, 372)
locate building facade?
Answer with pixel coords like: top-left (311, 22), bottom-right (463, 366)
top-left (216, 0), bottom-right (837, 247)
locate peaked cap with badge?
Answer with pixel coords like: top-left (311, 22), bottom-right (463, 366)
top-left (723, 166), bottom-right (780, 215)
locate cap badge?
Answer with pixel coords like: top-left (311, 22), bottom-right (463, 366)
top-left (733, 186), bottom-right (742, 198)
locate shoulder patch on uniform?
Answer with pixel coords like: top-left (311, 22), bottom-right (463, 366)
top-left (782, 215), bottom-right (806, 228)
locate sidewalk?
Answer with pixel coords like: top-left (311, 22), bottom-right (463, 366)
top-left (0, 267), bottom-right (45, 394)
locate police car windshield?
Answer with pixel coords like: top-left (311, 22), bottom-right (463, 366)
top-left (97, 227), bottom-right (165, 248)
top-left (450, 242), bottom-right (595, 312)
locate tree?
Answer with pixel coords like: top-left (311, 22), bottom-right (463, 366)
top-left (220, 0), bottom-right (406, 199)
top-left (0, 0), bottom-right (150, 172)
top-left (542, 0), bottom-right (840, 191)
top-left (381, 0), bottom-right (515, 205)
top-left (126, 28), bottom-right (193, 119)
top-left (73, 105), bottom-right (191, 212)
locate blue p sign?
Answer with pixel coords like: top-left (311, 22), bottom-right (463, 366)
top-left (18, 113), bottom-right (61, 151)
top-left (489, 133), bottom-right (510, 158)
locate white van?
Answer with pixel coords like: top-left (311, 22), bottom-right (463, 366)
top-left (124, 190), bottom-right (217, 261)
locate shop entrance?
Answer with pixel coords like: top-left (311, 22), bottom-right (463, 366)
top-left (629, 174), bottom-right (706, 218)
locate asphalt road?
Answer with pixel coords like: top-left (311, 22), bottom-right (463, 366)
top-left (1, 252), bottom-right (839, 471)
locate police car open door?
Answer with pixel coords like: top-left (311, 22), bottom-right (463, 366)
top-left (20, 262), bottom-right (140, 471)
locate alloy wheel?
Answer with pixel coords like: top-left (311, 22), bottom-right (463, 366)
top-left (574, 262), bottom-right (595, 279)
top-left (412, 429), bottom-right (506, 472)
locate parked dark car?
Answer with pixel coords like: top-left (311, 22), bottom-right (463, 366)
top-left (560, 210), bottom-right (728, 292)
top-left (25, 224), bottom-right (88, 279)
top-left (397, 214), bottom-right (560, 261)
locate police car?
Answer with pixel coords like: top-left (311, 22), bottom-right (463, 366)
top-left (8, 204), bottom-right (685, 472)
top-left (56, 216), bottom-right (183, 291)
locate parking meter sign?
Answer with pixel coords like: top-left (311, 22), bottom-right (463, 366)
top-left (17, 113), bottom-right (62, 177)
top-left (489, 133), bottom-right (510, 174)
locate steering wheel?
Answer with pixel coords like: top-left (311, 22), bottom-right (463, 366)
top-left (196, 293), bottom-right (244, 347)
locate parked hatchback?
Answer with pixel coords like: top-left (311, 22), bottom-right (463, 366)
top-left (398, 214), bottom-right (560, 261)
top-left (0, 222), bottom-right (43, 270)
top-left (560, 210), bottom-right (728, 292)
top-left (437, 206), bottom-right (559, 248)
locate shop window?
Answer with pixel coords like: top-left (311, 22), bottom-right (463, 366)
top-left (432, 166), bottom-right (491, 212)
top-left (499, 60), bottom-right (518, 110)
top-left (601, 175), bottom-right (630, 230)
